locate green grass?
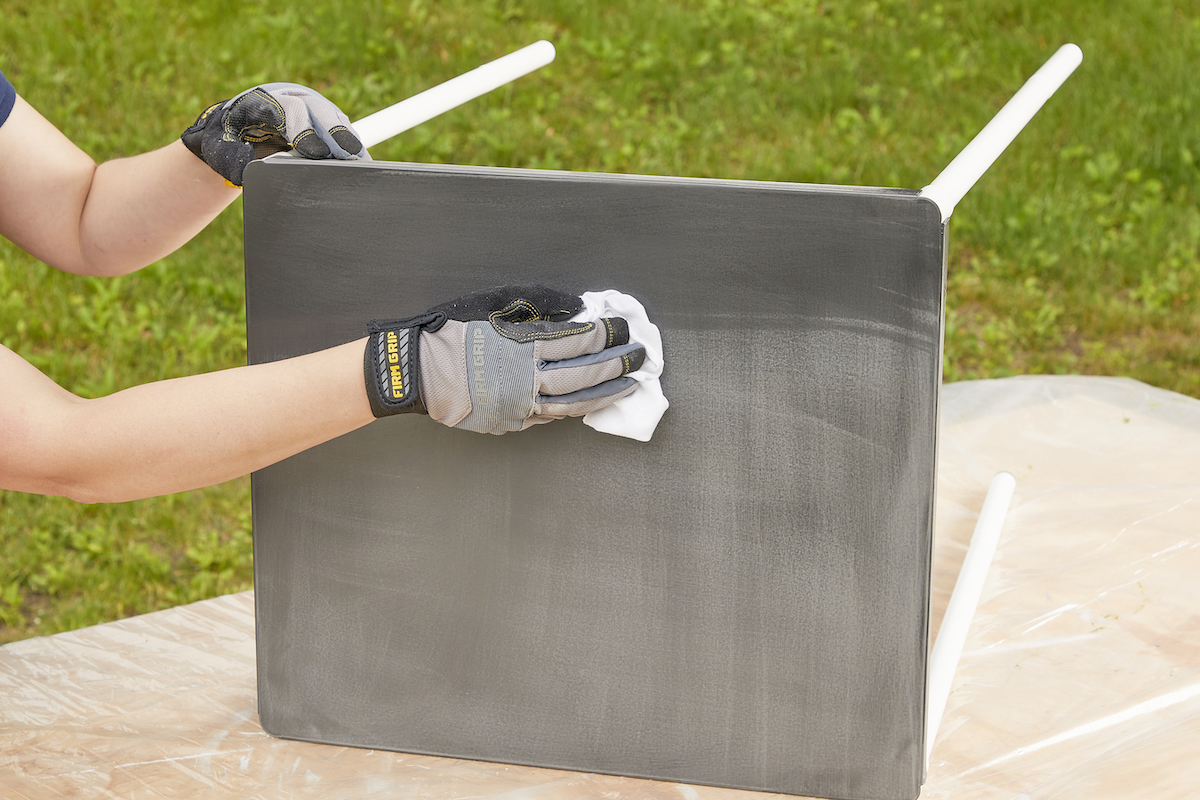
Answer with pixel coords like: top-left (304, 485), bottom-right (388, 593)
top-left (1, 0), bottom-right (1197, 643)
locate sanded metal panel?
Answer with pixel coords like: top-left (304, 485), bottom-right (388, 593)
top-left (243, 158), bottom-right (946, 800)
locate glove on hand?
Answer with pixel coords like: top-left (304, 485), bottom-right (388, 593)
top-left (182, 83), bottom-right (368, 186)
top-left (365, 286), bottom-right (647, 435)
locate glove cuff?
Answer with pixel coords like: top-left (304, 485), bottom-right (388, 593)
top-left (363, 312), bottom-right (446, 417)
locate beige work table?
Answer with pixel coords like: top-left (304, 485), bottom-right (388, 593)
top-left (3, 375), bottom-right (1198, 799)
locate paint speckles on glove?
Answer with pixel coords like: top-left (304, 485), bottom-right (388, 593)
top-left (182, 83), bottom-right (368, 186)
top-left (364, 286), bottom-right (650, 436)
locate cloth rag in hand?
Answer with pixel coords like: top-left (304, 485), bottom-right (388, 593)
top-left (572, 290), bottom-right (668, 442)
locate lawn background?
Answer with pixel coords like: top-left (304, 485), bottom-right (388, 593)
top-left (1, 0), bottom-right (1197, 643)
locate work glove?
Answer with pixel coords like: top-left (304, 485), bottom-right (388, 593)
top-left (181, 83), bottom-right (368, 187)
top-left (364, 286), bottom-right (647, 434)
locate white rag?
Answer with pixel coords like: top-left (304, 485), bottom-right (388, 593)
top-left (571, 290), bottom-right (668, 442)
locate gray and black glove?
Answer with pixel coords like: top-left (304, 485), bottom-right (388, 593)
top-left (364, 286), bottom-right (646, 434)
top-left (182, 82), bottom-right (368, 186)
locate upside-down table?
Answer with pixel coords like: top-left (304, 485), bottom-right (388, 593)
top-left (241, 156), bottom-right (946, 800)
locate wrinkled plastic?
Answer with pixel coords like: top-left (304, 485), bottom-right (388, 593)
top-left (2, 375), bottom-right (1198, 799)
top-left (925, 375), bottom-right (1200, 799)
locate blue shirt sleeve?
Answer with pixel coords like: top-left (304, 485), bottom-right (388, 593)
top-left (0, 69), bottom-right (16, 129)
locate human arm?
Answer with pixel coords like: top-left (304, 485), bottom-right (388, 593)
top-left (0, 94), bottom-right (241, 277)
top-left (0, 286), bottom-right (645, 503)
top-left (0, 83), bottom-right (366, 278)
top-left (0, 339), bottom-right (374, 503)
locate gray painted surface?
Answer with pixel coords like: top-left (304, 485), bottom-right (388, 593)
top-left (243, 158), bottom-right (946, 800)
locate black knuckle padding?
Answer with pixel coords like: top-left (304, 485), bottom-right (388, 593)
top-left (227, 89), bottom-right (286, 139)
top-left (427, 285), bottom-right (584, 323)
top-left (181, 88), bottom-right (292, 185)
top-left (493, 317), bottom-right (594, 343)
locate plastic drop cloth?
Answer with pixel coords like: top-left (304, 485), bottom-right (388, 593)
top-left (1, 375), bottom-right (1197, 800)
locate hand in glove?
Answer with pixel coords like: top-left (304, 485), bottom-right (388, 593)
top-left (182, 83), bottom-right (368, 187)
top-left (364, 286), bottom-right (646, 434)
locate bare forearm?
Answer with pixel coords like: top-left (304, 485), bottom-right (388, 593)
top-left (76, 140), bottom-right (241, 276)
top-left (0, 96), bottom-right (239, 276)
top-left (5, 339), bottom-right (374, 503)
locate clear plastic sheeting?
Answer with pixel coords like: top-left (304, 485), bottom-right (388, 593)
top-left (925, 375), bottom-right (1200, 798)
top-left (2, 375), bottom-right (1198, 799)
